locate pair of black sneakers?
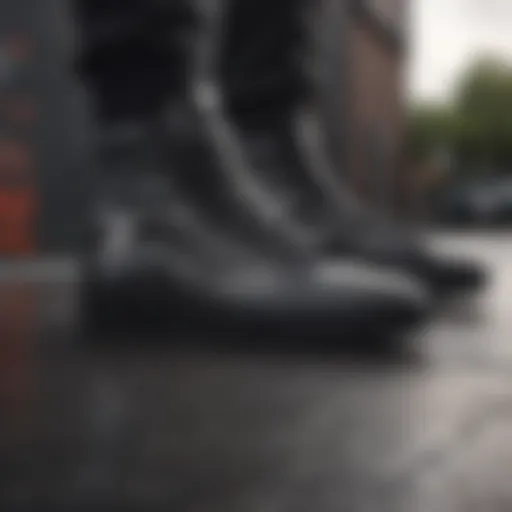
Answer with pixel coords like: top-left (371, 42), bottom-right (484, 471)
top-left (81, 0), bottom-right (485, 339)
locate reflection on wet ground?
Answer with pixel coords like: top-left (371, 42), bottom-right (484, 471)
top-left (1, 234), bottom-right (512, 511)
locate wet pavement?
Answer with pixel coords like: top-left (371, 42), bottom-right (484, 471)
top-left (1, 233), bottom-right (512, 511)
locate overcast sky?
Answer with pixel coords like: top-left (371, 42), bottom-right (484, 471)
top-left (407, 0), bottom-right (512, 102)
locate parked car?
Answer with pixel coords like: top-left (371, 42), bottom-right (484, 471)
top-left (434, 178), bottom-right (512, 226)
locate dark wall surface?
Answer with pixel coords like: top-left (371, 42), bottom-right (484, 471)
top-left (0, 0), bottom-right (93, 254)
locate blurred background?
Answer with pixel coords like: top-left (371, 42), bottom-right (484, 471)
top-left (407, 0), bottom-right (512, 226)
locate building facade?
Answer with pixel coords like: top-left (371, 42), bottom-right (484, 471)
top-left (340, 0), bottom-right (409, 211)
top-left (0, 0), bottom-right (92, 254)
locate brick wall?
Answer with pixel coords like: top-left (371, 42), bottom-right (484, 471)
top-left (345, 1), bottom-right (407, 209)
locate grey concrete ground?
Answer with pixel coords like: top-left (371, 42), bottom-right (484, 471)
top-left (2, 233), bottom-right (512, 511)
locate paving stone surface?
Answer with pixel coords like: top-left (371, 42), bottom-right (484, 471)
top-left (1, 233), bottom-right (512, 511)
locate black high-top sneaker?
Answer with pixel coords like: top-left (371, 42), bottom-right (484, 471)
top-left (83, 119), bottom-right (430, 339)
top-left (79, 0), bottom-right (430, 339)
top-left (220, 0), bottom-right (486, 297)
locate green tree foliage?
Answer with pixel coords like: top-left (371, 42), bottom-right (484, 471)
top-left (456, 56), bottom-right (512, 169)
top-left (407, 103), bottom-right (456, 161)
top-left (408, 56), bottom-right (512, 175)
